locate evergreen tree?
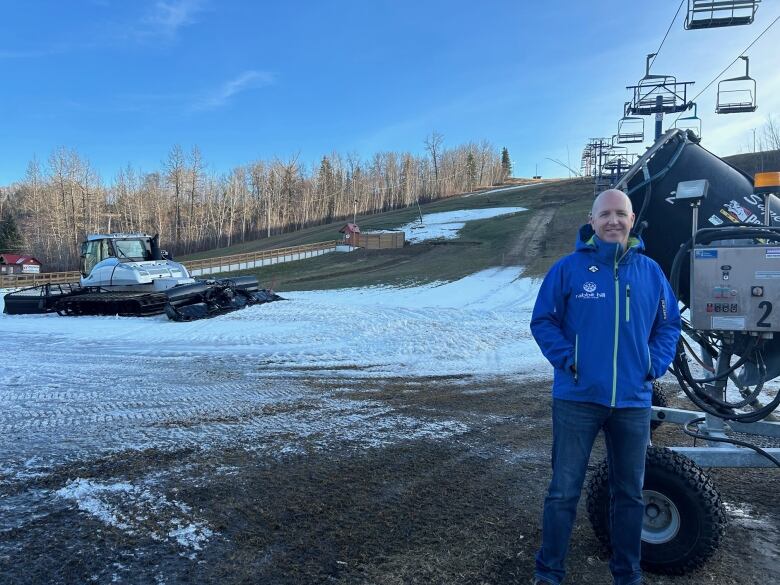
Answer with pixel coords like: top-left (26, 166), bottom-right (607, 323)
top-left (318, 156), bottom-right (336, 221)
top-left (500, 147), bottom-right (512, 178)
top-left (0, 213), bottom-right (24, 252)
top-left (466, 152), bottom-right (477, 191)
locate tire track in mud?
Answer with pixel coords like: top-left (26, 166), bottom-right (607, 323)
top-left (505, 206), bottom-right (557, 266)
top-left (0, 345), bottom-right (316, 479)
top-left (0, 339), bottom-right (474, 484)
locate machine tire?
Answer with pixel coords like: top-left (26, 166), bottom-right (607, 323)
top-left (586, 446), bottom-right (726, 575)
top-left (650, 381), bottom-right (669, 432)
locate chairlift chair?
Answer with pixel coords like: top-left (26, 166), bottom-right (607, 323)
top-left (617, 102), bottom-right (645, 144)
top-left (685, 0), bottom-right (760, 30)
top-left (626, 54), bottom-right (694, 116)
top-left (604, 152), bottom-right (638, 189)
top-left (716, 56), bottom-right (757, 114)
top-left (604, 150), bottom-right (633, 174)
top-left (674, 102), bottom-right (703, 140)
top-left (606, 138), bottom-right (629, 159)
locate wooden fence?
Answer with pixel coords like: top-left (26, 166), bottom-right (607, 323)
top-left (359, 231), bottom-right (405, 250)
top-left (185, 241), bottom-right (339, 276)
top-left (0, 240), bottom-right (340, 289)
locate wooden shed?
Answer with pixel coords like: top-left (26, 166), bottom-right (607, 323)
top-left (0, 254), bottom-right (42, 275)
top-left (339, 223), bottom-right (362, 246)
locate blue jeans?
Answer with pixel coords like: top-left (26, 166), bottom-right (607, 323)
top-left (534, 398), bottom-right (650, 585)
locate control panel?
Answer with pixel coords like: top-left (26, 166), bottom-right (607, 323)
top-left (691, 245), bottom-right (780, 332)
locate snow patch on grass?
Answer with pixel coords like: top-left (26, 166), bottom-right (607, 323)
top-left (56, 478), bottom-right (214, 551)
top-left (397, 207), bottom-right (527, 243)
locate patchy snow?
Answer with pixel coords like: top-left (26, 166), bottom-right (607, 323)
top-left (55, 478), bottom-right (214, 551)
top-left (397, 207), bottom-right (527, 243)
top-left (1, 268), bottom-right (547, 562)
top-left (0, 267), bottom-right (545, 378)
top-left (55, 480), bottom-right (136, 530)
top-left (0, 268), bottom-right (548, 485)
top-left (724, 502), bottom-right (776, 530)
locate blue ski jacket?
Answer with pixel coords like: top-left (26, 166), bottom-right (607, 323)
top-left (531, 225), bottom-right (681, 408)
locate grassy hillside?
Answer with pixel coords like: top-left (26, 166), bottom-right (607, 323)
top-left (177, 149), bottom-right (779, 293)
top-left (190, 179), bottom-right (595, 291)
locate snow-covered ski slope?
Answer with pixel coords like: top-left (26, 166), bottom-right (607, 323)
top-left (0, 268), bottom-right (548, 482)
top-left (0, 268), bottom-right (543, 377)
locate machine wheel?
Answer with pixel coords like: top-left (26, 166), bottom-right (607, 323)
top-left (586, 446), bottom-right (727, 575)
top-left (650, 381), bottom-right (669, 432)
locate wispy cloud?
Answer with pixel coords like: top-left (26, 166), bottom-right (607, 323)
top-left (190, 71), bottom-right (276, 112)
top-left (136, 0), bottom-right (207, 41)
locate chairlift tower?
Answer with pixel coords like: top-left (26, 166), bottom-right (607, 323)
top-left (581, 144), bottom-right (594, 177)
top-left (626, 54), bottom-right (695, 141)
top-left (603, 139), bottom-right (638, 188)
top-left (585, 137), bottom-right (614, 194)
top-left (685, 0), bottom-right (760, 30)
top-left (716, 55), bottom-right (757, 114)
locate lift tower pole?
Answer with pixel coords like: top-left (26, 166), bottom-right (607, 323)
top-left (655, 95), bottom-right (664, 140)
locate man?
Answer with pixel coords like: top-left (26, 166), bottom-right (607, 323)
top-left (529, 189), bottom-right (681, 585)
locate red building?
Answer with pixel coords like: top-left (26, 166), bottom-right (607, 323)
top-left (339, 223), bottom-right (361, 246)
top-left (0, 254), bottom-right (42, 275)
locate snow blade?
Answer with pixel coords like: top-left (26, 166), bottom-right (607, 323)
top-left (164, 278), bottom-right (283, 322)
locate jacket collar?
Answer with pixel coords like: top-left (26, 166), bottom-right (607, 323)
top-left (574, 224), bottom-right (644, 264)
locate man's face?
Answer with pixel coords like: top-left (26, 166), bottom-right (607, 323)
top-left (589, 191), bottom-right (635, 248)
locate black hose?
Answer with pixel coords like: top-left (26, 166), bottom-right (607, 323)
top-left (623, 133), bottom-right (688, 198)
top-left (672, 346), bottom-right (780, 423)
top-left (634, 165), bottom-right (653, 228)
top-left (682, 417), bottom-right (780, 468)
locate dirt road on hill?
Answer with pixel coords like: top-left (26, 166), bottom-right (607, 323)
top-left (505, 207), bottom-right (557, 266)
top-left (1, 373), bottom-right (777, 585)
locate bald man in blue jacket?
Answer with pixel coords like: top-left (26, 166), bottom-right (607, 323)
top-left (530, 189), bottom-right (680, 585)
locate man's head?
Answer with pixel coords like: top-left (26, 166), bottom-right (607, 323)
top-left (589, 189), bottom-right (635, 249)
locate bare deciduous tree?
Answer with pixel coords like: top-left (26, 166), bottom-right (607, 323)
top-left (424, 131), bottom-right (444, 194)
top-left (6, 139), bottom-right (505, 270)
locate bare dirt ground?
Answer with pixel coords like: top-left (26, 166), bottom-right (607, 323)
top-left (504, 207), bottom-right (558, 266)
top-left (1, 374), bottom-right (777, 585)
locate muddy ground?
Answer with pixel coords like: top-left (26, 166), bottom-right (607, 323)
top-left (1, 375), bottom-right (777, 584)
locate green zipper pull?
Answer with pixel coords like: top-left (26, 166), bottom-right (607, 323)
top-left (626, 283), bottom-right (631, 322)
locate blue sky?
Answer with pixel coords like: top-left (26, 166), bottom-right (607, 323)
top-left (1, 0), bottom-right (778, 185)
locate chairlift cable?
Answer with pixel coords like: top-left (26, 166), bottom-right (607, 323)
top-left (673, 12), bottom-right (780, 123)
top-left (545, 157), bottom-right (582, 177)
top-left (649, 0), bottom-right (686, 70)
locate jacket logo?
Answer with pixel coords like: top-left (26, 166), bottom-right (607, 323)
top-left (576, 281), bottom-right (606, 300)
top-left (588, 265), bottom-right (599, 273)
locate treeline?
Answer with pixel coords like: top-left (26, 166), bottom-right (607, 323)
top-left (0, 136), bottom-right (510, 270)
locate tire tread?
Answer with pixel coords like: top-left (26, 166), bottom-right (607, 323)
top-left (586, 446), bottom-right (727, 575)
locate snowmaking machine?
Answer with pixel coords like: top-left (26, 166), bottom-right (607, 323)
top-left (584, 128), bottom-right (780, 575)
top-left (3, 233), bottom-right (281, 321)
